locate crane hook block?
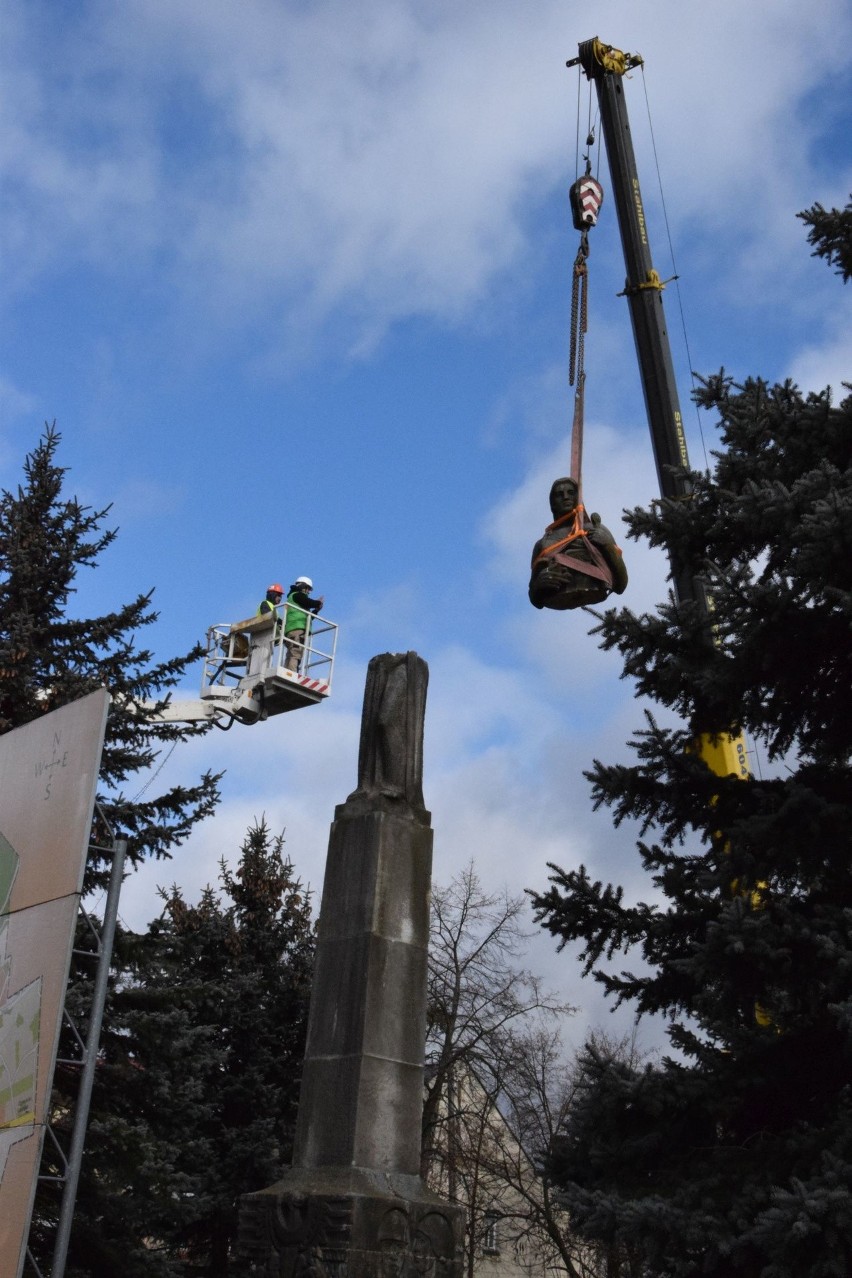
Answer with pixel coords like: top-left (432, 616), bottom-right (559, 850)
top-left (570, 175), bottom-right (604, 232)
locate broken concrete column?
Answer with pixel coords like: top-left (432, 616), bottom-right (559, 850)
top-left (239, 653), bottom-right (464, 1277)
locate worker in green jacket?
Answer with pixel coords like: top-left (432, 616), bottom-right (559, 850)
top-left (284, 576), bottom-right (324, 672)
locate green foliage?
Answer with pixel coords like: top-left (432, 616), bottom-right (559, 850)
top-left (0, 424), bottom-right (221, 887)
top-left (531, 217), bottom-right (852, 1276)
top-left (61, 820), bottom-right (315, 1277)
top-left (1, 424), bottom-right (225, 1272)
top-left (798, 195), bottom-right (852, 282)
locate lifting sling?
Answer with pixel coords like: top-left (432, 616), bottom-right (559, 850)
top-left (527, 137), bottom-right (628, 611)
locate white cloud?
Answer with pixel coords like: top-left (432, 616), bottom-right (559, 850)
top-left (111, 392), bottom-right (681, 1035)
top-left (0, 374), bottom-right (37, 424)
top-left (116, 675), bottom-right (363, 929)
top-left (113, 603), bottom-right (669, 1052)
top-left (37, 0), bottom-right (847, 1054)
top-left (0, 377), bottom-right (40, 474)
top-left (112, 477), bottom-right (188, 522)
top-left (4, 0), bottom-right (851, 356)
top-left (789, 307), bottom-right (852, 399)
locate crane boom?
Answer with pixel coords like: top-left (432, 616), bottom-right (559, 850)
top-left (574, 37), bottom-right (747, 779)
top-left (575, 37), bottom-right (698, 607)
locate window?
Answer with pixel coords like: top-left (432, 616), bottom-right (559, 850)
top-left (482, 1210), bottom-right (500, 1256)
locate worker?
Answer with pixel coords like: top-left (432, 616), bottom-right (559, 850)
top-left (256, 582), bottom-right (286, 646)
top-left (284, 576), bottom-right (324, 672)
top-left (529, 476), bottom-right (627, 610)
top-left (257, 582), bottom-right (285, 620)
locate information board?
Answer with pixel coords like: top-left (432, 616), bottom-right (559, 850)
top-left (0, 690), bottom-right (109, 1278)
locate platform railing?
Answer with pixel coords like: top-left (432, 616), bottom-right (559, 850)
top-left (202, 606), bottom-right (338, 699)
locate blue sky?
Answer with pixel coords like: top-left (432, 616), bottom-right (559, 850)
top-left (3, 0), bottom-right (851, 1046)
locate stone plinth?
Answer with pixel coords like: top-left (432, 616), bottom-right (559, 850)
top-left (240, 1165), bottom-right (462, 1277)
top-left (239, 654), bottom-right (464, 1278)
top-left (293, 800), bottom-right (432, 1175)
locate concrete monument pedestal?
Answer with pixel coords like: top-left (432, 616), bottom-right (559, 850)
top-left (239, 654), bottom-right (464, 1277)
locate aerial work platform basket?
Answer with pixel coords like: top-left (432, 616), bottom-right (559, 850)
top-left (200, 609), bottom-right (338, 721)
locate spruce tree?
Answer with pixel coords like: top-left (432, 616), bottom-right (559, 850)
top-left (1, 425), bottom-right (221, 1271)
top-left (530, 215), bottom-right (852, 1276)
top-left (798, 194), bottom-right (852, 283)
top-left (64, 821), bottom-right (315, 1277)
top-left (0, 423), bottom-right (221, 887)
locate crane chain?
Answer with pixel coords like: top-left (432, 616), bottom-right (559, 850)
top-left (569, 231), bottom-right (590, 491)
top-left (569, 232), bottom-right (589, 388)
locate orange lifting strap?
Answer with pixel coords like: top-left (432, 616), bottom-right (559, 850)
top-left (531, 504), bottom-right (614, 587)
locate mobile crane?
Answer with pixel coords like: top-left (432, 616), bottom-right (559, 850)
top-left (568, 37), bottom-right (748, 780)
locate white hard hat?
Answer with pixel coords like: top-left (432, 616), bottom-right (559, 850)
top-left (294, 576), bottom-right (313, 589)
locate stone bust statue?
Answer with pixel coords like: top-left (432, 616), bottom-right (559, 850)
top-left (529, 476), bottom-right (628, 611)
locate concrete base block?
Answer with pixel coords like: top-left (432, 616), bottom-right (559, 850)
top-left (239, 1166), bottom-right (465, 1277)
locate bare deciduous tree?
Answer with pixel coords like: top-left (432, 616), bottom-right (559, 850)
top-left (478, 1023), bottom-right (646, 1278)
top-left (423, 863), bottom-right (644, 1277)
top-left (423, 864), bottom-right (569, 1273)
top-left (423, 863), bottom-right (571, 1174)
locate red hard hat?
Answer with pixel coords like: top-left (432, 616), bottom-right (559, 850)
top-left (267, 582), bottom-right (284, 594)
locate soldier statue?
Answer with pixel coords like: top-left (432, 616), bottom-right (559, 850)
top-left (529, 476), bottom-right (628, 610)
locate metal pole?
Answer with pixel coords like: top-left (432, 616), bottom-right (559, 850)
top-left (51, 837), bottom-right (127, 1278)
